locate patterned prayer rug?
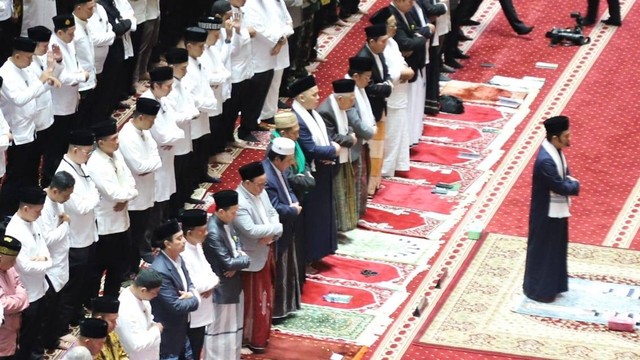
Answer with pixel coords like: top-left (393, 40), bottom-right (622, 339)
top-left (336, 229), bottom-right (440, 265)
top-left (440, 80), bottom-right (531, 107)
top-left (273, 305), bottom-right (376, 343)
top-left (512, 278), bottom-right (640, 328)
top-left (417, 233), bottom-right (640, 359)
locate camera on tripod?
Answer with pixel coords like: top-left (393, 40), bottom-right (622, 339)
top-left (545, 12), bottom-right (591, 46)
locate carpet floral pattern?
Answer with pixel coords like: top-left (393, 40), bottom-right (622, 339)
top-left (418, 234), bottom-right (640, 359)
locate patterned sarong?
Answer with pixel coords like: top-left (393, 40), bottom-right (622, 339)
top-left (333, 161), bottom-right (358, 232)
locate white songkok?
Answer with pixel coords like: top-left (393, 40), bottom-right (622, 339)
top-left (271, 137), bottom-right (295, 156)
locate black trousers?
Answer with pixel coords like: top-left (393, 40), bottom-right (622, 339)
top-left (236, 70), bottom-right (274, 138)
top-left (0, 141), bottom-right (40, 216)
top-left (58, 245), bottom-right (94, 335)
top-left (0, 18), bottom-right (19, 67)
top-left (209, 113), bottom-right (229, 155)
top-left (169, 153), bottom-right (194, 218)
top-left (146, 200), bottom-right (169, 247)
top-left (425, 45), bottom-right (441, 114)
top-left (88, 231), bottom-right (131, 300)
top-left (315, 0), bottom-right (339, 29)
top-left (42, 114), bottom-right (77, 186)
top-left (339, 0), bottom-right (359, 19)
top-left (15, 297), bottom-right (46, 360)
top-left (129, 208), bottom-right (153, 273)
top-left (94, 40), bottom-right (125, 120)
top-left (77, 88), bottom-right (96, 128)
top-left (192, 134), bottom-right (212, 183)
top-left (586, 0), bottom-right (621, 21)
top-left (41, 281), bottom-right (63, 350)
top-left (187, 326), bottom-right (205, 360)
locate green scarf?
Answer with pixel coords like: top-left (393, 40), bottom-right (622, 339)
top-left (272, 131), bottom-right (306, 175)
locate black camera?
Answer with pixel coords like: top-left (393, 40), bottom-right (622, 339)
top-left (545, 12), bottom-right (591, 46)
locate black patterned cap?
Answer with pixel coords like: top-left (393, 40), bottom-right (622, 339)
top-left (53, 14), bottom-right (75, 31)
top-left (0, 235), bottom-right (22, 256)
top-left (184, 26), bottom-right (208, 43)
top-left (198, 17), bottom-right (223, 30)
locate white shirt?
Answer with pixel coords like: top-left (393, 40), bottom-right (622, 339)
top-left (0, 110), bottom-right (11, 177)
top-left (383, 37), bottom-right (409, 108)
top-left (142, 90), bottom-right (183, 202)
top-left (35, 196), bottom-right (70, 292)
top-left (118, 122), bottom-right (162, 210)
top-left (244, 0), bottom-right (293, 72)
top-left (56, 155), bottom-right (101, 248)
top-left (128, 0), bottom-right (147, 24)
top-left (165, 77), bottom-right (199, 156)
top-left (145, 0), bottom-right (159, 20)
top-left (87, 4), bottom-right (116, 74)
top-left (115, 0), bottom-right (137, 59)
top-left (27, 54), bottom-right (55, 132)
top-left (73, 15), bottom-right (97, 91)
top-left (0, 0), bottom-right (12, 21)
top-left (229, 6), bottom-right (254, 83)
top-left (86, 148), bottom-right (139, 235)
top-left (0, 59), bottom-right (51, 145)
top-left (200, 41), bottom-right (232, 109)
top-left (183, 57), bottom-right (217, 138)
top-left (116, 287), bottom-right (161, 360)
top-left (20, 0), bottom-right (56, 34)
top-left (181, 241), bottom-right (219, 327)
top-left (6, 215), bottom-right (52, 302)
top-left (49, 35), bottom-right (86, 116)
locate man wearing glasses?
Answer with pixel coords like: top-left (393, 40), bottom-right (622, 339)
top-left (233, 161), bottom-right (283, 354)
top-left (55, 129), bottom-right (102, 345)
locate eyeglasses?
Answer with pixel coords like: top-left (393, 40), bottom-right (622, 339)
top-left (75, 146), bottom-right (94, 156)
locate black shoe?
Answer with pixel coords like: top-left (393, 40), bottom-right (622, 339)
top-left (581, 18), bottom-right (596, 26)
top-left (238, 133), bottom-right (259, 142)
top-left (186, 197), bottom-right (205, 205)
top-left (444, 59), bottom-right (463, 69)
top-left (424, 107), bottom-right (439, 116)
top-left (461, 19), bottom-right (480, 26)
top-left (452, 49), bottom-right (471, 59)
top-left (261, 117), bottom-right (275, 125)
top-left (601, 18), bottom-right (621, 26)
top-left (441, 64), bottom-right (456, 73)
top-left (515, 25), bottom-right (534, 35)
top-left (202, 175), bottom-right (222, 183)
top-left (458, 33), bottom-right (473, 42)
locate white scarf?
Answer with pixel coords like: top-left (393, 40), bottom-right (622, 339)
top-left (292, 100), bottom-right (330, 170)
top-left (328, 95), bottom-right (350, 164)
top-left (542, 140), bottom-right (571, 218)
top-left (347, 74), bottom-right (376, 128)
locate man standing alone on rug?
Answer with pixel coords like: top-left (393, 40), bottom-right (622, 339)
top-left (523, 115), bottom-right (580, 303)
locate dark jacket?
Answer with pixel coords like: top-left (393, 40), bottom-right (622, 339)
top-left (389, 5), bottom-right (428, 80)
top-left (317, 97), bottom-right (356, 148)
top-left (150, 253), bottom-right (200, 358)
top-left (355, 46), bottom-right (392, 121)
top-left (202, 216), bottom-right (251, 304)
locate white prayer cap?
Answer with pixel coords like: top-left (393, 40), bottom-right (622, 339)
top-left (272, 137), bottom-right (295, 156)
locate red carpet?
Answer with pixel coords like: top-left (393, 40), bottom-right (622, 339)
top-left (422, 123), bottom-right (483, 143)
top-left (372, 180), bottom-right (457, 214)
top-left (395, 166), bottom-right (462, 184)
top-left (409, 142), bottom-right (480, 166)
top-left (358, 205), bottom-right (442, 237)
top-left (311, 255), bottom-right (401, 284)
top-left (434, 104), bottom-right (506, 123)
top-left (301, 279), bottom-right (379, 310)
top-left (241, 332), bottom-right (367, 360)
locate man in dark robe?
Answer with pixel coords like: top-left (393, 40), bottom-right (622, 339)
top-left (523, 115), bottom-right (580, 303)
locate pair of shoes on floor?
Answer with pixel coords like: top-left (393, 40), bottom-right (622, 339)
top-left (201, 175), bottom-right (221, 184)
top-left (452, 49), bottom-right (470, 59)
top-left (444, 58), bottom-right (463, 69)
top-left (186, 197), bottom-right (205, 205)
